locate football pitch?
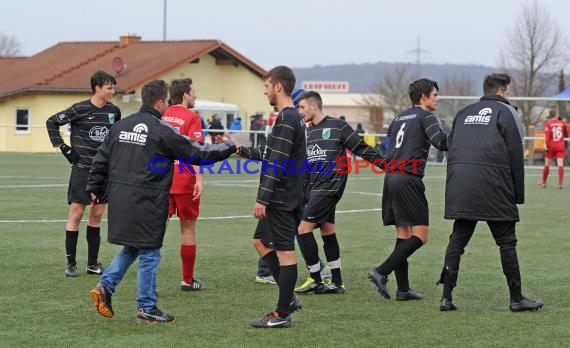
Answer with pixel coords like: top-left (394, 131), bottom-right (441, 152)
top-left (0, 152), bottom-right (568, 347)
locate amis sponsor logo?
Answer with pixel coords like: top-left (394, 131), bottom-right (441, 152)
top-left (464, 108), bottom-right (492, 125)
top-left (119, 123), bottom-right (148, 145)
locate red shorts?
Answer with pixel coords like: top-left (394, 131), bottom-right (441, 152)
top-left (545, 150), bottom-right (565, 159)
top-left (168, 193), bottom-right (200, 221)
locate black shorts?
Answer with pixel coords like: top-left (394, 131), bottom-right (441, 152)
top-left (302, 194), bottom-right (339, 225)
top-left (253, 208), bottom-right (301, 251)
top-left (382, 174), bottom-right (428, 226)
top-left (67, 165), bottom-right (107, 205)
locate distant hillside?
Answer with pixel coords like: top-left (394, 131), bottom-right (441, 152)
top-left (293, 62), bottom-right (498, 94)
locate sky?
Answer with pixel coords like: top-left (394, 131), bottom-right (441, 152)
top-left (1, 0), bottom-right (569, 70)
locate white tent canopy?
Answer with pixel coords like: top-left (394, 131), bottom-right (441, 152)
top-left (193, 100), bottom-right (238, 112)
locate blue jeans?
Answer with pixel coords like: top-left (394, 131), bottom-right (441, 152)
top-left (100, 246), bottom-right (161, 311)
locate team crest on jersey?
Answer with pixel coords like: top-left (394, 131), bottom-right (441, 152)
top-left (322, 128), bottom-right (331, 139)
top-left (108, 113), bottom-right (116, 124)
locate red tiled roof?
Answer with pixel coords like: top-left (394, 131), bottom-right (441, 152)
top-left (0, 37), bottom-right (266, 100)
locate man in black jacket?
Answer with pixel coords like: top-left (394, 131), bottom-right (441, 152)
top-left (87, 80), bottom-right (238, 324)
top-left (438, 73), bottom-right (543, 312)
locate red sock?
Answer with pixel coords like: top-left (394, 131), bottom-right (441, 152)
top-left (559, 167), bottom-right (564, 187)
top-left (180, 244), bottom-right (197, 283)
top-left (542, 166), bottom-right (550, 183)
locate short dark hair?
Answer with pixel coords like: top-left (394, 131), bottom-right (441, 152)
top-left (90, 71), bottom-right (117, 93)
top-left (408, 78), bottom-right (439, 105)
top-left (141, 80), bottom-right (168, 107)
top-left (548, 110), bottom-right (557, 118)
top-left (299, 90), bottom-right (323, 110)
top-left (483, 73), bottom-right (511, 96)
top-left (169, 78), bottom-right (193, 105)
top-left (263, 66), bottom-right (296, 96)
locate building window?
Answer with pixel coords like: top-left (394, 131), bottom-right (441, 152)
top-left (15, 109), bottom-right (30, 134)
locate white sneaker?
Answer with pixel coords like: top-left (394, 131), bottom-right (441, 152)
top-left (255, 275), bottom-right (276, 284)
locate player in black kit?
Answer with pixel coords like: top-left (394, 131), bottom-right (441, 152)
top-left (296, 91), bottom-right (384, 294)
top-left (239, 66), bottom-right (306, 328)
top-left (368, 78), bottom-right (447, 301)
top-left (46, 71), bottom-right (121, 277)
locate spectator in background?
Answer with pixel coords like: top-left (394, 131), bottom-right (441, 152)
top-left (356, 123), bottom-right (365, 135)
top-left (208, 114), bottom-right (225, 143)
top-left (229, 117), bottom-right (242, 134)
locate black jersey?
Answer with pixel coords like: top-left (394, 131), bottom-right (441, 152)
top-left (306, 116), bottom-right (383, 197)
top-left (46, 100), bottom-right (121, 168)
top-left (239, 107), bottom-right (306, 211)
top-left (385, 107), bottom-right (447, 177)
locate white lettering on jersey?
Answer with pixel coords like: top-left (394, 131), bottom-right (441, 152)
top-left (395, 123), bottom-right (406, 148)
top-left (89, 126), bottom-right (109, 142)
top-left (307, 144), bottom-right (327, 162)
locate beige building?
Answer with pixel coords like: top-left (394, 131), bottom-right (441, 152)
top-left (0, 35), bottom-right (270, 152)
top-left (320, 93), bottom-right (384, 133)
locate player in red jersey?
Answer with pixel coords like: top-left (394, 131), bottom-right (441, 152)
top-left (538, 111), bottom-right (568, 189)
top-left (163, 78), bottom-right (205, 290)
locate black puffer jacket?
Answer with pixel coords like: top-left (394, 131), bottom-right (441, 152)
top-left (445, 96), bottom-right (525, 222)
top-left (86, 106), bottom-right (236, 248)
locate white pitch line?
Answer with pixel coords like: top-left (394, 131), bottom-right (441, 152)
top-left (346, 191), bottom-right (382, 196)
top-left (0, 184), bottom-right (67, 188)
top-left (0, 208), bottom-right (381, 224)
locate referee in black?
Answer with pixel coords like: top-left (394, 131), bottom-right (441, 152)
top-left (46, 71), bottom-right (121, 277)
top-left (239, 66), bottom-right (305, 328)
top-left (296, 90), bottom-right (384, 294)
top-left (368, 78), bottom-right (447, 300)
top-left (438, 73), bottom-right (543, 312)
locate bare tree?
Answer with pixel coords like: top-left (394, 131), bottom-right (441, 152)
top-left (362, 65), bottom-right (419, 118)
top-left (437, 73), bottom-right (476, 123)
top-left (0, 31), bottom-right (21, 56)
top-left (498, 0), bottom-right (568, 129)
top-left (557, 69), bottom-right (567, 116)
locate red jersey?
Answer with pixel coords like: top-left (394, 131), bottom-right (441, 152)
top-left (163, 105), bottom-right (203, 194)
top-left (544, 118), bottom-right (568, 152)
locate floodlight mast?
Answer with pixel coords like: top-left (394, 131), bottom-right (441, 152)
top-left (163, 0), bottom-right (167, 41)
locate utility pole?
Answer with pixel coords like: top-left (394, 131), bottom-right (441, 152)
top-left (407, 36), bottom-right (429, 65)
top-left (163, 0), bottom-right (167, 41)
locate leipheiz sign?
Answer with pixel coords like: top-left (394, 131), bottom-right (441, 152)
top-left (302, 81), bottom-right (349, 93)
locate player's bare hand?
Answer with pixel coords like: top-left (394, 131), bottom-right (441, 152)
top-left (253, 202), bottom-right (266, 219)
top-left (90, 193), bottom-right (101, 206)
top-left (232, 139), bottom-right (241, 153)
top-left (193, 175), bottom-right (203, 200)
top-left (214, 135), bottom-right (224, 144)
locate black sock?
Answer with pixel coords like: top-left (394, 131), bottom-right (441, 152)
top-left (322, 234), bottom-right (342, 286)
top-left (393, 238), bottom-right (409, 291)
top-left (65, 230), bottom-right (79, 266)
top-left (262, 250), bottom-right (281, 283)
top-left (276, 264), bottom-right (298, 317)
top-left (376, 235), bottom-right (423, 276)
top-left (297, 233), bottom-right (322, 283)
top-left (86, 226), bottom-right (101, 266)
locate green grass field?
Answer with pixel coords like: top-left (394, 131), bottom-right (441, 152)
top-left (1, 152), bottom-right (569, 347)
